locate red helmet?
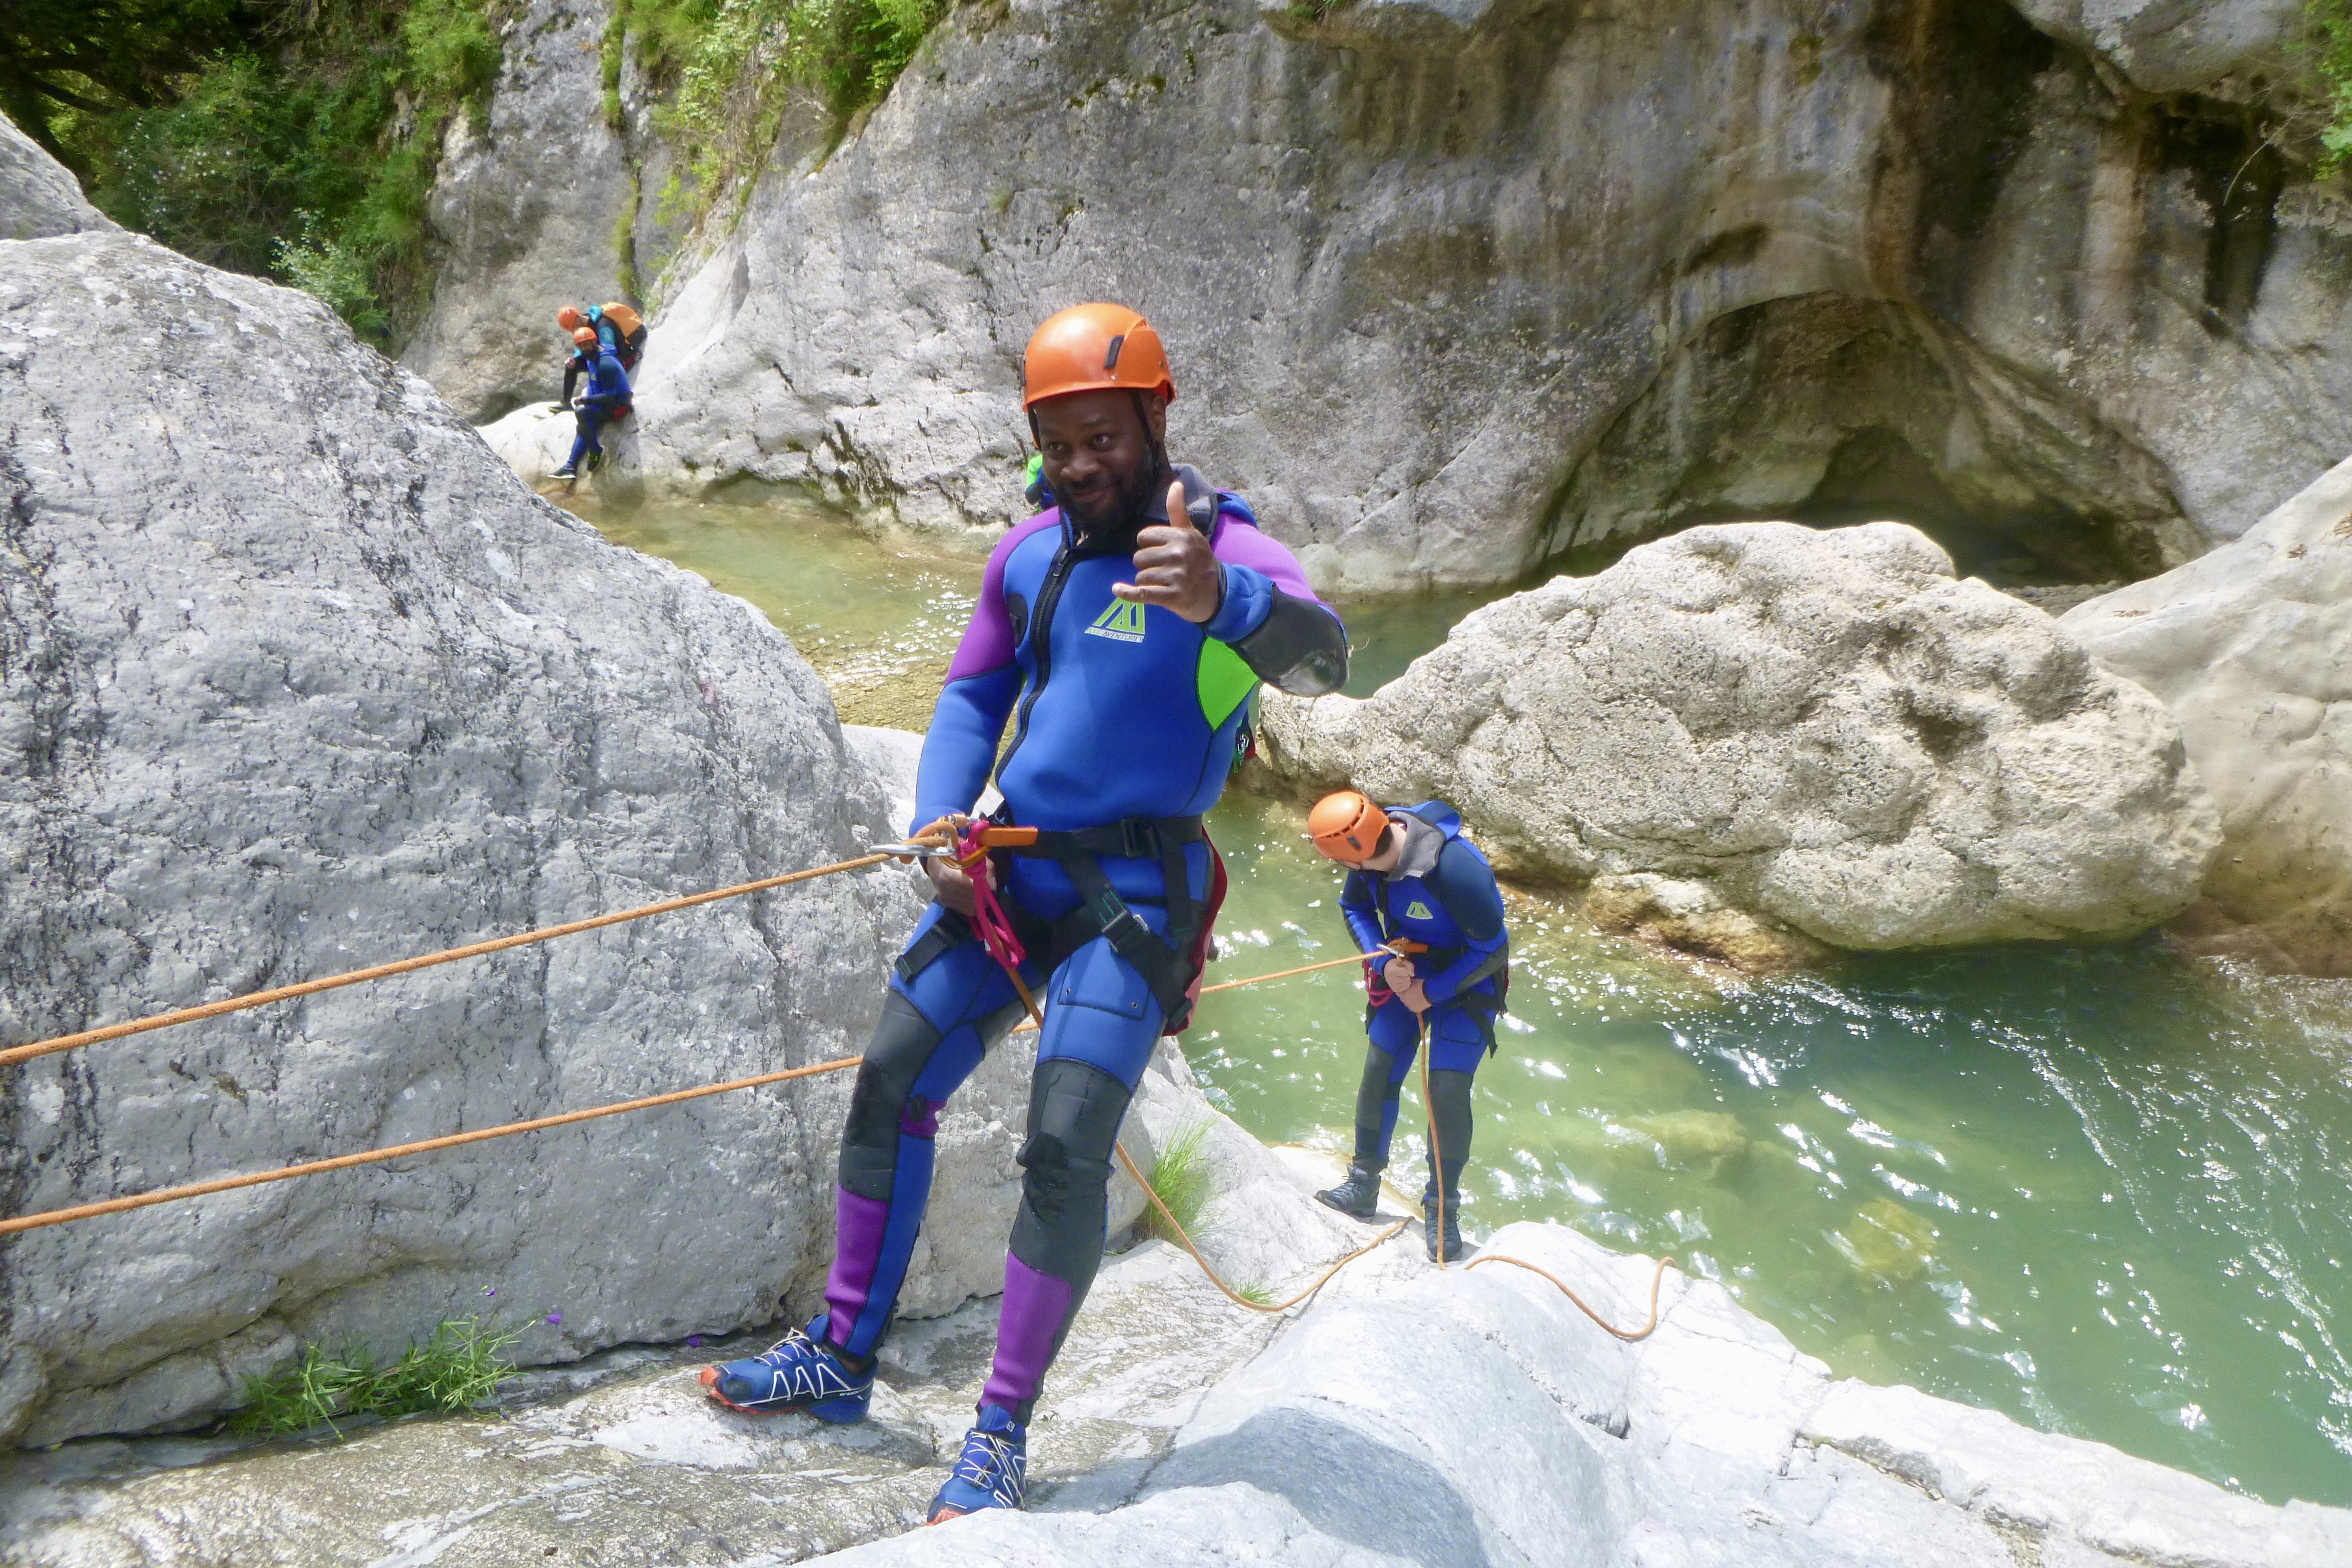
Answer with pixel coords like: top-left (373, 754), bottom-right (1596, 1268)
top-left (1021, 303), bottom-right (1174, 410)
top-left (1308, 791), bottom-right (1387, 861)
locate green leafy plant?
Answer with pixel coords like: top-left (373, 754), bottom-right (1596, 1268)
top-left (1140, 1120), bottom-right (1214, 1245)
top-left (2310, 0), bottom-right (2352, 171)
top-left (621, 0), bottom-right (946, 232)
top-left (27, 0), bottom-right (508, 346)
top-left (233, 1315), bottom-right (523, 1438)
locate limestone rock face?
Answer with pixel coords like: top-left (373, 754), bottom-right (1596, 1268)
top-left (396, 0), bottom-right (640, 424)
top-left (455, 0), bottom-right (2352, 589)
top-left (0, 116), bottom-right (116, 241)
top-left (2010, 0), bottom-right (2299, 91)
top-left (2063, 455), bottom-right (2352, 975)
top-left (0, 220), bottom-right (1025, 1445)
top-left (1258, 522), bottom-right (2220, 951)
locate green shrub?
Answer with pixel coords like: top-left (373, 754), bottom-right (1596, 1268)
top-left (627, 0), bottom-right (947, 228)
top-left (33, 0), bottom-right (507, 347)
top-left (2309, 0), bottom-right (2352, 172)
top-left (234, 1314), bottom-right (523, 1438)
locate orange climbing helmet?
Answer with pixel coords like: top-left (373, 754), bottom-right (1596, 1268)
top-left (572, 326), bottom-right (599, 347)
top-left (1308, 791), bottom-right (1388, 862)
top-left (557, 305), bottom-right (584, 331)
top-left (1021, 302), bottom-right (1174, 410)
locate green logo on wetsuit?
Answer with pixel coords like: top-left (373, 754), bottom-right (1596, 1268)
top-left (1405, 900), bottom-right (1434, 920)
top-left (1086, 599), bottom-right (1147, 643)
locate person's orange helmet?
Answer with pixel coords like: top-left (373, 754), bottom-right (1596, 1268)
top-left (1021, 303), bottom-right (1174, 410)
top-left (557, 305), bottom-right (583, 331)
top-left (1308, 791), bottom-right (1387, 862)
top-left (572, 326), bottom-right (599, 346)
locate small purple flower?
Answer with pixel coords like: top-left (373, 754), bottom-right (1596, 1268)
top-left (480, 1285), bottom-right (496, 1298)
top-left (545, 1311), bottom-right (562, 1327)
top-left (686, 1335), bottom-right (703, 1349)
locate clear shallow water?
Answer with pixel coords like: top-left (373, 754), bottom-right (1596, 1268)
top-left (577, 495), bottom-right (2352, 1507)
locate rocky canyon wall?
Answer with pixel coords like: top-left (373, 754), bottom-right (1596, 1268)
top-left (416, 0), bottom-right (2352, 591)
top-left (0, 122), bottom-right (1032, 1446)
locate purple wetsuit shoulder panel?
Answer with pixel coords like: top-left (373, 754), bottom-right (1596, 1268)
top-left (945, 510), bottom-right (1062, 682)
top-left (1210, 510), bottom-right (1326, 606)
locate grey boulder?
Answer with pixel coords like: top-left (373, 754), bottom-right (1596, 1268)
top-left (2063, 453), bottom-right (2352, 975)
top-left (0, 115), bottom-right (116, 241)
top-left (1257, 522), bottom-right (2220, 952)
top-left (0, 211), bottom-right (1023, 1442)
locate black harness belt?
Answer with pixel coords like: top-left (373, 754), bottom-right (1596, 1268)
top-left (896, 815), bottom-right (1212, 1032)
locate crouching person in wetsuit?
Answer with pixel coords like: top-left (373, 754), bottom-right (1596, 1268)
top-left (553, 326), bottom-right (630, 480)
top-left (1307, 792), bottom-right (1509, 1263)
top-left (699, 304), bottom-right (1347, 1523)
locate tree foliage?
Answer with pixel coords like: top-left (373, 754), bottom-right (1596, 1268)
top-left (9, 0), bottom-right (503, 345)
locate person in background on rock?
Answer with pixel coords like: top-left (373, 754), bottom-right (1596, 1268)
top-left (1307, 792), bottom-right (1509, 1263)
top-left (555, 301), bottom-right (646, 375)
top-left (552, 326), bottom-right (630, 481)
top-left (699, 303), bottom-right (1348, 1523)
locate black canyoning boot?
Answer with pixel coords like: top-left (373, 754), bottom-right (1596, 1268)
top-left (1422, 1185), bottom-right (1465, 1263)
top-left (1315, 1164), bottom-right (1384, 1220)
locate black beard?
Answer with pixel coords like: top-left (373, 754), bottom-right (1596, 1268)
top-left (1062, 458), bottom-right (1163, 552)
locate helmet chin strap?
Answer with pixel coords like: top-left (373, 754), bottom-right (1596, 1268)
top-left (1134, 392), bottom-right (1176, 518)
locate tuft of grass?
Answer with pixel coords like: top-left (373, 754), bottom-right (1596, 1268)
top-left (1140, 1121), bottom-right (1214, 1245)
top-left (1232, 1279), bottom-right (1275, 1307)
top-left (233, 1314), bottom-right (523, 1439)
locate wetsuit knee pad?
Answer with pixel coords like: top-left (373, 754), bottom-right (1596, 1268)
top-left (840, 992), bottom-right (941, 1200)
top-left (1009, 1057), bottom-right (1132, 1285)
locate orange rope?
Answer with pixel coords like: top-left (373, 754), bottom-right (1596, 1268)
top-left (1115, 1141), bottom-right (1411, 1313)
top-left (1464, 1253), bottom-right (1679, 1340)
top-left (1012, 946), bottom-right (1377, 1034)
top-left (991, 951), bottom-right (1407, 1315)
top-left (0, 1055), bottom-right (864, 1238)
top-left (0, 852), bottom-right (909, 1070)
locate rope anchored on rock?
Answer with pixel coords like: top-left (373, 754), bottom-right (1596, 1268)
top-left (0, 835), bottom-right (1679, 1345)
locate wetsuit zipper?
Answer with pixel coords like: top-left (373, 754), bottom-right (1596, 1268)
top-left (996, 534), bottom-right (1081, 792)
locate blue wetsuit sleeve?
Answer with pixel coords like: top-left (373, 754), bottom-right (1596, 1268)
top-left (1203, 513), bottom-right (1348, 695)
top-left (1419, 841), bottom-right (1507, 1003)
top-left (911, 666), bottom-right (1019, 834)
top-left (1340, 870), bottom-right (1387, 955)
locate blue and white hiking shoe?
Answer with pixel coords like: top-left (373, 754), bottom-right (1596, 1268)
top-left (926, 1404), bottom-right (1028, 1523)
top-left (698, 1314), bottom-right (873, 1424)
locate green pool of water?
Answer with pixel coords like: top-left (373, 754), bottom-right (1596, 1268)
top-left (577, 495), bottom-right (2352, 1508)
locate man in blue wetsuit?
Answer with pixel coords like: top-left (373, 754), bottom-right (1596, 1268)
top-left (700, 303), bottom-right (1346, 1522)
top-left (1305, 790), bottom-right (1509, 1263)
top-left (552, 326), bottom-right (629, 480)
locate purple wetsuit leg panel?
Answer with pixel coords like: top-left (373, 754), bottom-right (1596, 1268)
top-left (979, 1254), bottom-right (1074, 1412)
top-left (822, 1190), bottom-right (891, 1346)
